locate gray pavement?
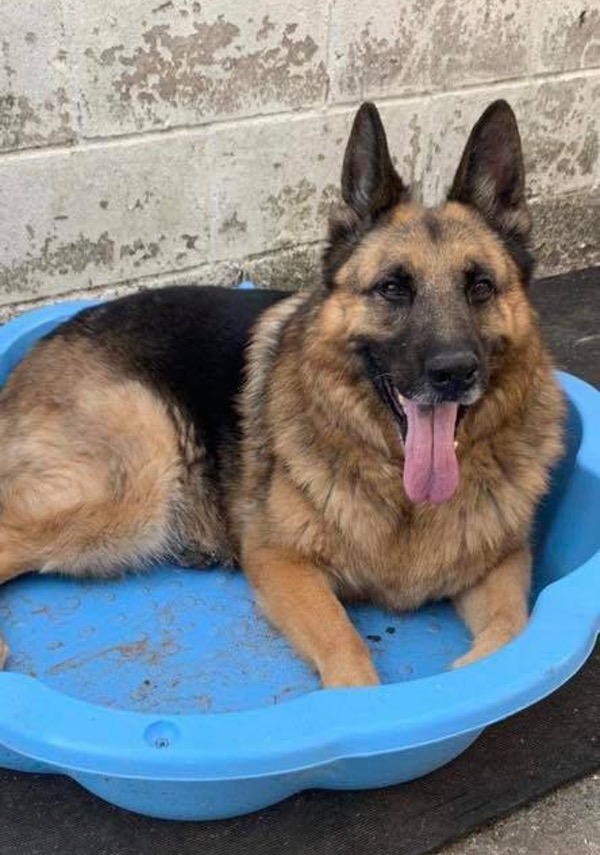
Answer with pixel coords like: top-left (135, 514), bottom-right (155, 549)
top-left (443, 776), bottom-right (600, 855)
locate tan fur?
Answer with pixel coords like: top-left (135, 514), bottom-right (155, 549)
top-left (452, 546), bottom-right (531, 668)
top-left (242, 536), bottom-right (379, 688)
top-left (0, 337), bottom-right (224, 582)
top-left (235, 203), bottom-right (564, 684)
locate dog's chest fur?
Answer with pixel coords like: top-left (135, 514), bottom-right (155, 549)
top-left (258, 424), bottom-right (555, 610)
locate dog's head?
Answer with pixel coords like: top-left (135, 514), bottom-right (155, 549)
top-left (321, 100), bottom-right (537, 504)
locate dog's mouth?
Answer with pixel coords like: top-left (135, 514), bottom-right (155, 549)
top-left (376, 374), bottom-right (467, 505)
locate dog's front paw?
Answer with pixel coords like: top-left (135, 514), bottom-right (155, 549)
top-left (452, 628), bottom-right (513, 669)
top-left (452, 647), bottom-right (488, 669)
top-left (321, 654), bottom-right (380, 688)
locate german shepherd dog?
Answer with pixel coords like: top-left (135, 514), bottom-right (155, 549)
top-left (0, 100), bottom-right (564, 687)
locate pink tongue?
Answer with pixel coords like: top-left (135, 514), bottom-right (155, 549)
top-left (403, 401), bottom-right (459, 504)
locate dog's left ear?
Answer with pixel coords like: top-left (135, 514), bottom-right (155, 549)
top-left (448, 101), bottom-right (532, 252)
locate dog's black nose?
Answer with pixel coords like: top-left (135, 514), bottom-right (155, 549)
top-left (426, 349), bottom-right (480, 396)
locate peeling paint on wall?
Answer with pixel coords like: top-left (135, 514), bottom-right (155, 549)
top-left (329, 0), bottom-right (529, 102)
top-left (0, 0), bottom-right (598, 306)
top-left (537, 7), bottom-right (600, 72)
top-left (0, 233), bottom-right (115, 297)
top-left (74, 0), bottom-right (329, 135)
top-left (0, 89), bottom-right (75, 152)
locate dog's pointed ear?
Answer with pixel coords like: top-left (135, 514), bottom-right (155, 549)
top-left (342, 102), bottom-right (408, 221)
top-left (322, 103), bottom-right (408, 287)
top-left (448, 100), bottom-right (531, 245)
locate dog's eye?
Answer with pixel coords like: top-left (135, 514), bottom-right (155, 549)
top-left (374, 277), bottom-right (413, 305)
top-left (467, 276), bottom-right (496, 306)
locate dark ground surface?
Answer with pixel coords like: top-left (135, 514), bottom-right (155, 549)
top-left (0, 267), bottom-right (598, 855)
top-left (529, 266), bottom-right (600, 388)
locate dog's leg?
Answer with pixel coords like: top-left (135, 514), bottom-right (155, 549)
top-left (0, 553), bottom-right (28, 669)
top-left (243, 544), bottom-right (379, 688)
top-left (452, 545), bottom-right (531, 668)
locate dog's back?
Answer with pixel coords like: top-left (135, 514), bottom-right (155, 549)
top-left (52, 285), bottom-right (289, 461)
top-left (0, 286), bottom-right (288, 595)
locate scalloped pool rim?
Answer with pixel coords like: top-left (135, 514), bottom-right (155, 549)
top-left (0, 297), bottom-right (598, 819)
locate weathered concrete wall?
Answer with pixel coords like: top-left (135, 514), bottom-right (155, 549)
top-left (0, 0), bottom-right (599, 316)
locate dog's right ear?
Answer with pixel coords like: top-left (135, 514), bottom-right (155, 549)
top-left (323, 103), bottom-right (408, 286)
top-left (341, 102), bottom-right (407, 221)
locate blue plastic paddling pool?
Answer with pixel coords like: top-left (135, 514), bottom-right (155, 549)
top-left (0, 294), bottom-right (598, 820)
